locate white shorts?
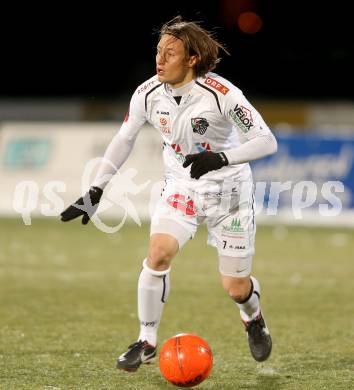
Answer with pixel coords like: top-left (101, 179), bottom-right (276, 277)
top-left (150, 179), bottom-right (256, 275)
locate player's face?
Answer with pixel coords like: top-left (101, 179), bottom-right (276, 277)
top-left (156, 34), bottom-right (197, 88)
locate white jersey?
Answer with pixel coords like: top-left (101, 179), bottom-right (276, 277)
top-left (118, 72), bottom-right (273, 194)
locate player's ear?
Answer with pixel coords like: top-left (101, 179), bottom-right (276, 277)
top-left (188, 54), bottom-right (199, 68)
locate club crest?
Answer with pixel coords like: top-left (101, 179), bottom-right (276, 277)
top-left (191, 117), bottom-right (209, 135)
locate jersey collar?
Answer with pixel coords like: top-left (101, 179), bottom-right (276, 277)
top-left (165, 79), bottom-right (196, 97)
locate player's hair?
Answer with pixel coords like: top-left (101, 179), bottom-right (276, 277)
top-left (159, 16), bottom-right (229, 77)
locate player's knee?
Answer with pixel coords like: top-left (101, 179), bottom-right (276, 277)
top-left (228, 288), bottom-right (249, 302)
top-left (222, 276), bottom-right (251, 302)
top-left (148, 245), bottom-right (174, 270)
top-left (148, 234), bottom-right (178, 271)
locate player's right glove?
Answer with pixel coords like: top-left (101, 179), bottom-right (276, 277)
top-left (60, 186), bottom-right (103, 225)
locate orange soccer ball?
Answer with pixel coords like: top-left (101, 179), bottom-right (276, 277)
top-left (159, 333), bottom-right (213, 388)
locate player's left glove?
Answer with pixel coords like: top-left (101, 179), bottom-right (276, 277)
top-left (183, 151), bottom-right (229, 179)
top-left (60, 186), bottom-right (103, 225)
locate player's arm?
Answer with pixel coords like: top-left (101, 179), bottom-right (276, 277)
top-left (221, 90), bottom-right (277, 165)
top-left (60, 88), bottom-right (146, 224)
top-left (183, 90), bottom-right (277, 179)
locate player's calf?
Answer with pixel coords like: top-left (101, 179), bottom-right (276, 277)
top-left (222, 273), bottom-right (272, 362)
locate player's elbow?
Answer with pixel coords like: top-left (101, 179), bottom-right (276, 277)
top-left (266, 133), bottom-right (278, 156)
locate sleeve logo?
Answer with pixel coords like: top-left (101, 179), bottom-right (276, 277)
top-left (204, 77), bottom-right (229, 95)
top-left (137, 80), bottom-right (156, 94)
top-left (228, 104), bottom-right (254, 133)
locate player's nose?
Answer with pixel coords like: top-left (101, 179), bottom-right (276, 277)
top-left (156, 53), bottom-right (165, 65)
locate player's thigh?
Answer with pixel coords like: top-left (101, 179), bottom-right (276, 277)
top-left (219, 255), bottom-right (253, 278)
top-left (208, 196), bottom-right (256, 276)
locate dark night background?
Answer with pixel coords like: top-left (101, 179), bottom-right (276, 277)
top-left (2, 0), bottom-right (354, 100)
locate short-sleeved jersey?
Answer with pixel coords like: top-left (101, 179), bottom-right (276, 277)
top-left (120, 72), bottom-right (271, 193)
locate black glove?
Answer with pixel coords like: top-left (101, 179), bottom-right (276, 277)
top-left (183, 151), bottom-right (229, 179)
top-left (60, 186), bottom-right (103, 225)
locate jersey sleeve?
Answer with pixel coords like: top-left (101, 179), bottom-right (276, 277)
top-left (221, 87), bottom-right (277, 164)
top-left (91, 86), bottom-right (147, 189)
top-left (223, 88), bottom-right (271, 140)
top-left (118, 86), bottom-right (147, 141)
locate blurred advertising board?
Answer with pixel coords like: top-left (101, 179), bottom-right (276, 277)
top-left (251, 132), bottom-right (354, 225)
top-left (1, 123), bottom-right (353, 227)
top-left (0, 122), bottom-right (163, 224)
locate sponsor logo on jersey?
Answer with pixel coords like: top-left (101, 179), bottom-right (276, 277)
top-left (229, 104), bottom-right (254, 133)
top-left (137, 80), bottom-right (156, 94)
top-left (170, 144), bottom-right (185, 163)
top-left (159, 114), bottom-right (171, 134)
top-left (204, 77), bottom-right (229, 95)
top-left (195, 142), bottom-right (211, 152)
top-left (171, 144), bottom-right (182, 153)
top-left (167, 193), bottom-right (196, 216)
top-left (191, 117), bottom-right (209, 135)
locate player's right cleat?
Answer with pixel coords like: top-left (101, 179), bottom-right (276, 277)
top-left (116, 340), bottom-right (157, 372)
top-left (243, 312), bottom-right (272, 362)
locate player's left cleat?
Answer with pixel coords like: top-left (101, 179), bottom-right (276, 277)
top-left (243, 312), bottom-right (272, 362)
top-left (116, 340), bottom-right (157, 372)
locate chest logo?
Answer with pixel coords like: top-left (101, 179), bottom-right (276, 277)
top-left (158, 115), bottom-right (171, 135)
top-left (160, 117), bottom-right (168, 126)
top-left (191, 117), bottom-right (209, 135)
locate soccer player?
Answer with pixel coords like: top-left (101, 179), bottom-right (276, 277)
top-left (61, 16), bottom-right (277, 371)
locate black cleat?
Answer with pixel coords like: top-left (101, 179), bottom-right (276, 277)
top-left (116, 340), bottom-right (157, 372)
top-left (244, 312), bottom-right (272, 362)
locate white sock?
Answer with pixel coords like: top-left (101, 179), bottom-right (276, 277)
top-left (236, 276), bottom-right (261, 322)
top-left (137, 258), bottom-right (170, 347)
